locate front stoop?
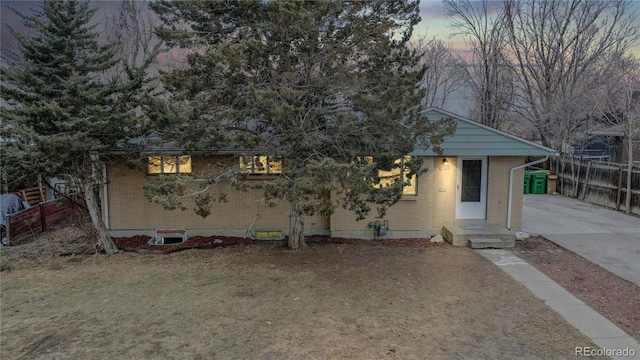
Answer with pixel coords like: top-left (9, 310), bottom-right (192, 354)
top-left (443, 223), bottom-right (515, 247)
top-left (468, 238), bottom-right (506, 249)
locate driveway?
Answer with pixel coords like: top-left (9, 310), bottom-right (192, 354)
top-left (522, 194), bottom-right (640, 287)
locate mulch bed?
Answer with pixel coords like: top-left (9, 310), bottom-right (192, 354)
top-left (112, 235), bottom-right (450, 254)
top-left (514, 236), bottom-right (640, 341)
top-left (113, 235), bottom-right (244, 254)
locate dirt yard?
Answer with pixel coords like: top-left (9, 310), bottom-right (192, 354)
top-left (1, 226), bottom-right (604, 359)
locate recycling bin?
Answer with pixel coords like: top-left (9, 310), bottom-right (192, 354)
top-left (523, 171), bottom-right (533, 194)
top-left (530, 172), bottom-right (548, 194)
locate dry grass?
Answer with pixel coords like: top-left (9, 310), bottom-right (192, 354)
top-left (0, 225), bottom-right (603, 359)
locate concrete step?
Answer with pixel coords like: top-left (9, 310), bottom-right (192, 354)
top-left (443, 224), bottom-right (515, 247)
top-left (468, 238), bottom-right (506, 249)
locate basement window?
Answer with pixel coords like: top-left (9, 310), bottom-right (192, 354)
top-left (254, 230), bottom-right (284, 240)
top-left (148, 155), bottom-right (192, 175)
top-left (149, 229), bottom-right (188, 245)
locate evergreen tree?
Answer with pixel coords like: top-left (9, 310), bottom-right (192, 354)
top-left (148, 0), bottom-right (455, 249)
top-left (1, 0), bottom-right (151, 253)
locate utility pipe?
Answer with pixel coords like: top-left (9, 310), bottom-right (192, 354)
top-left (507, 156), bottom-right (549, 230)
top-left (103, 164), bottom-right (110, 230)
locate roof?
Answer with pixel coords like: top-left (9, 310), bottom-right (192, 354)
top-left (114, 108), bottom-right (557, 157)
top-left (113, 136), bottom-right (240, 156)
top-left (411, 107), bottom-right (557, 157)
top-left (590, 123), bottom-right (639, 137)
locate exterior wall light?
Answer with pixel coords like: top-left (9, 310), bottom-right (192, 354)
top-left (442, 157), bottom-right (449, 169)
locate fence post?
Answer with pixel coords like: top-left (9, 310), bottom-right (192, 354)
top-left (40, 204), bottom-right (46, 232)
top-left (581, 161), bottom-right (592, 200)
top-left (573, 159), bottom-right (581, 198)
top-left (560, 157), bottom-right (567, 194)
top-left (6, 213), bottom-right (12, 244)
top-left (616, 165), bottom-right (624, 211)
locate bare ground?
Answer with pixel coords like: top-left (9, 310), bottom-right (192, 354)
top-left (0, 224), bottom-right (607, 360)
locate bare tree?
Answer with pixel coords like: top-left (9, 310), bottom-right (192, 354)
top-left (592, 55), bottom-right (639, 213)
top-left (444, 0), bottom-right (514, 129)
top-left (503, 0), bottom-right (640, 151)
top-left (415, 36), bottom-right (465, 110)
top-left (103, 0), bottom-right (160, 81)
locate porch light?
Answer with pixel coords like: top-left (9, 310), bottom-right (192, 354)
top-left (442, 157), bottom-right (449, 169)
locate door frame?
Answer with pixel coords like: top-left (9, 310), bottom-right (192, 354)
top-left (455, 156), bottom-right (488, 220)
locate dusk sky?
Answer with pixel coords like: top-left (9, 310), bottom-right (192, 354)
top-left (1, 1), bottom-right (638, 61)
top-left (1, 1), bottom-right (470, 59)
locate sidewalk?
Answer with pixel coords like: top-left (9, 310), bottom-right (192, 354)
top-left (522, 194), bottom-right (640, 287)
top-left (478, 249), bottom-right (640, 360)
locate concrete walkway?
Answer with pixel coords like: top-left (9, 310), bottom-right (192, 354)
top-left (522, 194), bottom-right (640, 287)
top-left (478, 250), bottom-right (640, 360)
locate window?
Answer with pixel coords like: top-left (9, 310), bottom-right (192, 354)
top-left (240, 155), bottom-right (282, 175)
top-left (147, 155), bottom-right (192, 174)
top-left (363, 155), bottom-right (417, 195)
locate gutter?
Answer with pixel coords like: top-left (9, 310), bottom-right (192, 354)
top-left (507, 156), bottom-right (549, 230)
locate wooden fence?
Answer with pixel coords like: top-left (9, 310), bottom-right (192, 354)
top-left (542, 157), bottom-right (640, 215)
top-left (6, 197), bottom-right (85, 245)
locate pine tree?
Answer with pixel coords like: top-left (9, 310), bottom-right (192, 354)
top-left (148, 0), bottom-right (455, 249)
top-left (1, 0), bottom-right (150, 253)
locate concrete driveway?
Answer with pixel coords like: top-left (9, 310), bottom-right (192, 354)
top-left (522, 194), bottom-right (640, 287)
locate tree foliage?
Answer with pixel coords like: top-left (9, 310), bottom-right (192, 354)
top-left (148, 0), bottom-right (455, 249)
top-left (104, 0), bottom-right (161, 82)
top-left (503, 0), bottom-right (640, 150)
top-left (444, 0), bottom-right (514, 129)
top-left (414, 36), bottom-right (466, 110)
top-left (0, 0), bottom-right (154, 253)
top-left (444, 0), bottom-right (639, 149)
top-left (591, 55), bottom-right (639, 213)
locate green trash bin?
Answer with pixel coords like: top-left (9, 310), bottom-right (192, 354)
top-left (530, 172), bottom-right (548, 194)
top-left (523, 171), bottom-right (533, 194)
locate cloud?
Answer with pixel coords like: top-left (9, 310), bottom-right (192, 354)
top-left (419, 0), bottom-right (448, 22)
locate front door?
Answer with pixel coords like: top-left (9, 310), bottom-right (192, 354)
top-left (455, 157), bottom-right (487, 220)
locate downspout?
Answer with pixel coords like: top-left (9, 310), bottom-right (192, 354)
top-left (103, 164), bottom-right (110, 230)
top-left (507, 156), bottom-right (549, 230)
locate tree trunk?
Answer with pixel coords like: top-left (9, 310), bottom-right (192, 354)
top-left (288, 202), bottom-right (307, 250)
top-left (83, 181), bottom-right (118, 254)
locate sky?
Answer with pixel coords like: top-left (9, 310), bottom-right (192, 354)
top-left (418, 0), bottom-right (640, 59)
top-left (416, 0), bottom-right (468, 55)
top-left (2, 1), bottom-right (638, 62)
top-left (1, 1), bottom-right (464, 59)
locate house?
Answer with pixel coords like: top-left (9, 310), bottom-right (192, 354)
top-left (101, 108), bottom-right (556, 247)
top-left (586, 124), bottom-right (640, 164)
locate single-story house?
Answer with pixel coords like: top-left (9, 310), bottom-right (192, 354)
top-left (101, 107), bottom-right (556, 247)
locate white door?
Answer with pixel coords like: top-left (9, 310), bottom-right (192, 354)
top-left (455, 157), bottom-right (487, 220)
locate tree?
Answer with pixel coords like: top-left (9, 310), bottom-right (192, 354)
top-left (444, 0), bottom-right (515, 129)
top-left (503, 0), bottom-right (640, 151)
top-left (592, 55), bottom-right (639, 213)
top-left (1, 0), bottom-right (152, 253)
top-left (103, 0), bottom-right (160, 81)
top-left (414, 37), bottom-right (465, 109)
top-left (148, 0), bottom-right (455, 250)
